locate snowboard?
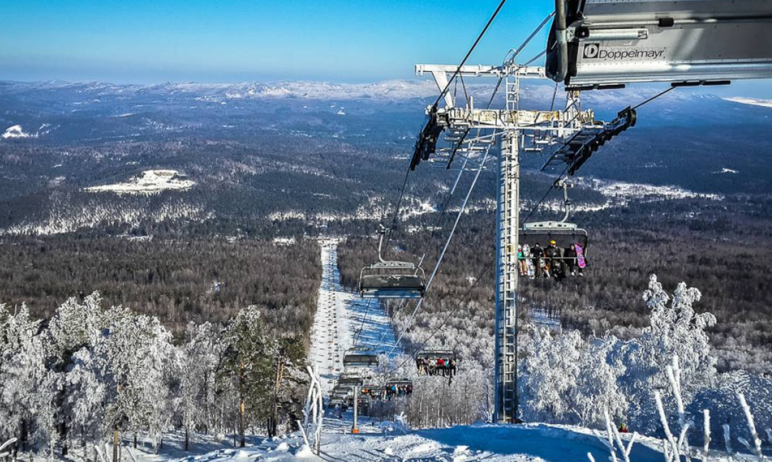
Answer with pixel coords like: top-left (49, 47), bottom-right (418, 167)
top-left (576, 244), bottom-right (587, 269)
top-left (523, 245), bottom-right (535, 278)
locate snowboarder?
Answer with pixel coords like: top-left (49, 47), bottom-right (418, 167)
top-left (575, 243), bottom-right (586, 276)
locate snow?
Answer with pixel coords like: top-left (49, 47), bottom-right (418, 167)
top-left (119, 419), bottom-right (679, 462)
top-left (309, 239), bottom-right (400, 391)
top-left (2, 124), bottom-right (36, 139)
top-left (715, 168), bottom-right (739, 175)
top-left (724, 97), bottom-right (772, 109)
top-left (594, 179), bottom-right (723, 202)
top-left (0, 200), bottom-right (210, 235)
top-left (85, 170), bottom-right (195, 195)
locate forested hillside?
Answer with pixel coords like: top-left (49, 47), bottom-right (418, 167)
top-left (0, 236), bottom-right (321, 337)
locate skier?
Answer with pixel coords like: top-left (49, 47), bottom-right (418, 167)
top-left (619, 423), bottom-right (629, 433)
top-left (449, 358), bottom-right (457, 376)
top-left (437, 357), bottom-right (447, 377)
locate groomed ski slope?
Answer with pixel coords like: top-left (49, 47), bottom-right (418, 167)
top-left (310, 239), bottom-right (400, 392)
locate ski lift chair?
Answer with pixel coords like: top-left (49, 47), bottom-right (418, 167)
top-left (415, 350), bottom-right (457, 376)
top-left (338, 373), bottom-right (364, 389)
top-left (519, 179), bottom-right (590, 262)
top-left (386, 379), bottom-right (413, 388)
top-left (359, 225), bottom-right (426, 299)
top-left (546, 0), bottom-right (772, 88)
top-left (342, 351), bottom-right (379, 369)
top-left (385, 379), bottom-right (414, 398)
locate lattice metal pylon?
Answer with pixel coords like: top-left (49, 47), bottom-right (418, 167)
top-left (494, 131), bottom-right (520, 422)
top-left (415, 63), bottom-right (602, 423)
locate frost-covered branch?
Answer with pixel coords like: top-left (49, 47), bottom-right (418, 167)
top-left (603, 407), bottom-right (620, 462)
top-left (656, 391), bottom-right (680, 462)
top-left (723, 424), bottom-right (733, 455)
top-left (702, 410), bottom-right (711, 462)
top-left (737, 393), bottom-right (763, 460)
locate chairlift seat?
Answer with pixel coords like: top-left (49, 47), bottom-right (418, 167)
top-left (386, 379), bottom-right (413, 388)
top-left (520, 222), bottom-right (589, 254)
top-left (360, 273), bottom-right (426, 299)
top-left (416, 350), bottom-right (456, 362)
top-left (358, 225), bottom-right (427, 300)
top-left (342, 353), bottom-right (379, 368)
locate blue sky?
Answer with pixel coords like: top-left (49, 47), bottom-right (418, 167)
top-left (0, 0), bottom-right (770, 97)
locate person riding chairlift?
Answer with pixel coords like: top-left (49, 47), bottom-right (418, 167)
top-left (565, 243), bottom-right (583, 277)
top-left (517, 245), bottom-right (527, 277)
top-left (545, 240), bottom-right (562, 278)
top-left (449, 358), bottom-right (457, 376)
top-left (532, 243), bottom-right (544, 278)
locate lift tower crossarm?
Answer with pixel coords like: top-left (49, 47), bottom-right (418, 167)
top-left (416, 64), bottom-right (548, 109)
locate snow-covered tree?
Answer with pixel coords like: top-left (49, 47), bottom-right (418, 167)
top-left (520, 328), bottom-right (583, 422)
top-left (616, 275), bottom-right (717, 433)
top-left (573, 335), bottom-right (628, 427)
top-left (178, 321), bottom-right (225, 449)
top-left (0, 304), bottom-right (58, 454)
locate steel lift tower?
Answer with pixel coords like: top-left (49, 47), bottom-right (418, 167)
top-left (414, 62), bottom-right (613, 423)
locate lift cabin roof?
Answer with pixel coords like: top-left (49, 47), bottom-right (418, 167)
top-left (546, 0), bottom-right (772, 88)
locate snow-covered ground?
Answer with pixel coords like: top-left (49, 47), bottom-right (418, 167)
top-left (123, 414), bottom-right (679, 462)
top-left (85, 170), bottom-right (195, 195)
top-left (310, 239), bottom-right (399, 392)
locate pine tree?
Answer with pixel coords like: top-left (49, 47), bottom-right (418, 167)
top-left (219, 306), bottom-right (273, 447)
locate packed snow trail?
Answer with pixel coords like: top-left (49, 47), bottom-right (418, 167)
top-left (309, 239), bottom-right (401, 392)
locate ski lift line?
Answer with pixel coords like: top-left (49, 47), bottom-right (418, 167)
top-left (522, 49), bottom-right (548, 67)
top-left (382, 163), bottom-right (413, 257)
top-left (392, 258), bottom-right (494, 372)
top-left (429, 0), bottom-right (510, 111)
top-left (388, 145), bottom-right (493, 356)
top-left (506, 12), bottom-right (556, 65)
top-left (351, 299), bottom-right (374, 349)
top-left (446, 64), bottom-right (506, 169)
top-left (631, 86), bottom-right (676, 110)
top-left (410, 149), bottom-right (473, 286)
top-left (521, 163), bottom-right (571, 225)
top-left (549, 82), bottom-right (559, 112)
